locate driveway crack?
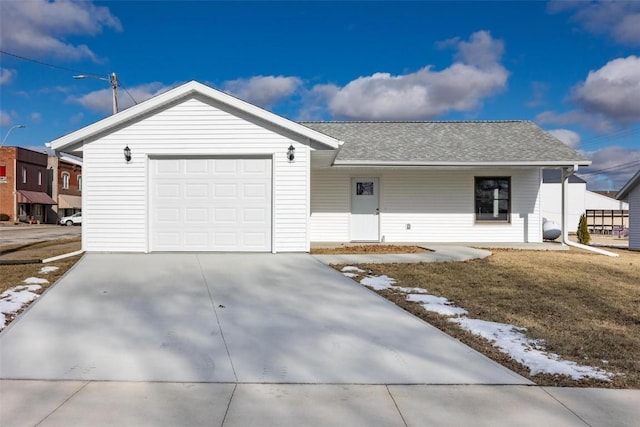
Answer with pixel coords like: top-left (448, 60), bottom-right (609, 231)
top-left (196, 254), bottom-right (238, 382)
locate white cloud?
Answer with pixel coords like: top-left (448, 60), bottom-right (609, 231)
top-left (579, 145), bottom-right (640, 190)
top-left (547, 129), bottom-right (581, 148)
top-left (0, 0), bottom-right (122, 61)
top-left (571, 56), bottom-right (640, 123)
top-left (325, 31), bottom-right (509, 120)
top-left (548, 0), bottom-right (640, 46)
top-left (0, 68), bottom-right (16, 85)
top-left (30, 112), bottom-right (42, 123)
top-left (68, 82), bottom-right (175, 114)
top-left (536, 109), bottom-right (614, 133)
top-left (222, 75), bottom-right (302, 108)
top-left (0, 111), bottom-right (11, 127)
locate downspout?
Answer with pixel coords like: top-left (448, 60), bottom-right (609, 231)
top-left (561, 165), bottom-right (619, 257)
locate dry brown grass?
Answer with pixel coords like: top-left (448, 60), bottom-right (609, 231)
top-left (335, 247), bottom-right (640, 388)
top-left (1, 238), bottom-right (83, 328)
top-left (311, 244), bottom-right (429, 254)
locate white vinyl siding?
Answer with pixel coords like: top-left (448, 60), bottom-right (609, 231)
top-left (310, 170), bottom-right (350, 241)
top-left (629, 185), bottom-right (640, 250)
top-left (310, 168), bottom-right (542, 243)
top-left (82, 98), bottom-right (310, 252)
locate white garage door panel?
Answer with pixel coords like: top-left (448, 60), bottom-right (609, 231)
top-left (150, 158), bottom-right (272, 252)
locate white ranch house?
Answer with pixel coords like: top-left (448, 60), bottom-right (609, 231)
top-left (48, 81), bottom-right (590, 253)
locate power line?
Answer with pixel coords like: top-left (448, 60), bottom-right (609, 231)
top-left (579, 159), bottom-right (640, 176)
top-left (119, 82), bottom-right (138, 106)
top-left (2, 49), bottom-right (140, 107)
top-left (0, 49), bottom-right (94, 76)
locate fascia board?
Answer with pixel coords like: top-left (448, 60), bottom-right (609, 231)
top-left (616, 169), bottom-right (640, 200)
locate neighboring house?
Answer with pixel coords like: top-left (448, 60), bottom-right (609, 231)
top-left (540, 170), bottom-right (629, 233)
top-left (48, 81), bottom-right (589, 253)
top-left (0, 146), bottom-right (57, 223)
top-left (47, 153), bottom-right (83, 223)
top-left (617, 170), bottom-right (640, 250)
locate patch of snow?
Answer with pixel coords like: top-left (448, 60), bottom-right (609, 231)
top-left (342, 266), bottom-right (366, 273)
top-left (351, 269), bottom-right (613, 381)
top-left (39, 266), bottom-right (59, 274)
top-left (23, 277), bottom-right (49, 285)
top-left (360, 275), bottom-right (396, 290)
top-left (0, 285), bottom-right (41, 329)
top-left (406, 294), bottom-right (468, 316)
top-left (450, 317), bottom-right (613, 381)
top-left (342, 272), bottom-right (359, 278)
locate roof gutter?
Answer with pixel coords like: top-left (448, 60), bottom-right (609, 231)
top-left (561, 165), bottom-right (618, 257)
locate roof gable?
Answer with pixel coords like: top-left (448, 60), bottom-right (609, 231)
top-left (48, 81), bottom-right (341, 152)
top-left (617, 169), bottom-right (640, 200)
top-left (302, 121), bottom-right (591, 166)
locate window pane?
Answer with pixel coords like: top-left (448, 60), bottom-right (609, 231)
top-left (475, 177), bottom-right (510, 221)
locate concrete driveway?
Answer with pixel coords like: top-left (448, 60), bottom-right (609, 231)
top-left (0, 253), bottom-right (528, 384)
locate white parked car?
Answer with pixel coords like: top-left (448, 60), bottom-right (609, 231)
top-left (60, 212), bottom-right (82, 226)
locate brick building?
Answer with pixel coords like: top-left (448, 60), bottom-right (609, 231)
top-left (0, 146), bottom-right (57, 223)
top-left (47, 153), bottom-right (82, 222)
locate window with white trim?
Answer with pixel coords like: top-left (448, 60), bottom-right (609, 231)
top-left (38, 171), bottom-right (42, 186)
top-left (475, 177), bottom-right (510, 222)
top-left (62, 172), bottom-right (70, 190)
top-left (22, 166), bottom-right (27, 183)
top-left (78, 175), bottom-right (82, 192)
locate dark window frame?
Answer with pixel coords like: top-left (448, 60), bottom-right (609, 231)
top-left (474, 177), bottom-right (511, 223)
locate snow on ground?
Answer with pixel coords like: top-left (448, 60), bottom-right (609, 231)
top-left (39, 266), bottom-right (59, 274)
top-left (341, 266), bottom-right (366, 273)
top-left (352, 269), bottom-right (613, 381)
top-left (23, 277), bottom-right (49, 285)
top-left (0, 285), bottom-right (42, 330)
top-left (450, 317), bottom-right (614, 381)
top-left (357, 274), bottom-right (429, 294)
top-left (359, 275), bottom-right (396, 290)
top-left (406, 294), bottom-right (469, 316)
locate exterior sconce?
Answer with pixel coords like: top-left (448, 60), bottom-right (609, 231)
top-left (287, 144), bottom-right (295, 162)
top-left (124, 145), bottom-right (131, 162)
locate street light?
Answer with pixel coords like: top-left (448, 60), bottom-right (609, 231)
top-left (0, 124), bottom-right (26, 148)
top-left (73, 72), bottom-right (119, 114)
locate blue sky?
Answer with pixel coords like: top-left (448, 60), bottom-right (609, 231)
top-left (1, 0), bottom-right (639, 190)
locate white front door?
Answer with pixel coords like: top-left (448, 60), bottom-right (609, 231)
top-left (350, 178), bottom-right (379, 241)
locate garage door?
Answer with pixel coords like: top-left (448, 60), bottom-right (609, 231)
top-left (150, 157), bottom-right (272, 252)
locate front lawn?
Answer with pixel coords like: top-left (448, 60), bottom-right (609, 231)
top-left (335, 247), bottom-right (640, 388)
top-left (0, 238), bottom-right (82, 330)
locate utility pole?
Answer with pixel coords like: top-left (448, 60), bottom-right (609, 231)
top-left (73, 72), bottom-right (119, 115)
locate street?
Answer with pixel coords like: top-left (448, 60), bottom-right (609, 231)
top-left (0, 224), bottom-right (81, 246)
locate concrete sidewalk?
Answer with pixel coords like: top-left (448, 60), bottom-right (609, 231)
top-left (313, 245), bottom-right (493, 264)
top-left (2, 380), bottom-right (638, 426)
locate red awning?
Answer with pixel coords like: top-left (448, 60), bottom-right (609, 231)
top-left (16, 190), bottom-right (57, 205)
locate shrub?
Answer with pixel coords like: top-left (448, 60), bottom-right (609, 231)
top-left (577, 213), bottom-right (590, 245)
top-left (0, 213), bottom-right (10, 221)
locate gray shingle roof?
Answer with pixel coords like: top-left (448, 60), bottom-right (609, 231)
top-left (300, 121), bottom-right (590, 165)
